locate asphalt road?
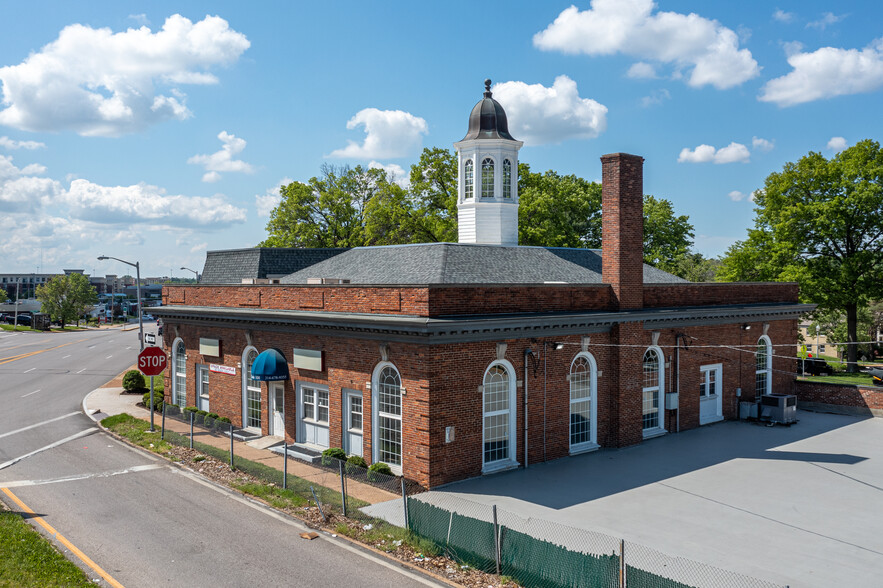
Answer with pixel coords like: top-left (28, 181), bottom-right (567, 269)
top-left (0, 327), bottom-right (437, 588)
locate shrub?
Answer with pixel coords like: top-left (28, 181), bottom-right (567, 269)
top-left (345, 455), bottom-right (368, 475)
top-left (217, 416), bottom-right (232, 424)
top-left (142, 391), bottom-right (164, 412)
top-left (321, 447), bottom-right (347, 466)
top-left (367, 462), bottom-right (393, 481)
top-left (194, 409), bottom-right (208, 425)
top-left (122, 370), bottom-right (145, 392)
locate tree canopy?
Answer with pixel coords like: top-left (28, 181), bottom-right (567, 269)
top-left (262, 147), bottom-right (698, 277)
top-left (718, 139), bottom-right (883, 369)
top-left (36, 273), bottom-right (98, 328)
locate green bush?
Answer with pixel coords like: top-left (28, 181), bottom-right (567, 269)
top-left (367, 462), bottom-right (393, 481)
top-left (184, 406), bottom-right (198, 414)
top-left (321, 447), bottom-right (347, 466)
top-left (122, 370), bottom-right (145, 391)
top-left (218, 416), bottom-right (232, 424)
top-left (194, 409), bottom-right (208, 425)
top-left (142, 391), bottom-right (164, 412)
top-left (345, 455), bottom-right (368, 474)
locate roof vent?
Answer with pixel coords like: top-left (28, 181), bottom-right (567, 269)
top-left (307, 278), bottom-right (351, 285)
top-left (241, 278), bottom-right (269, 284)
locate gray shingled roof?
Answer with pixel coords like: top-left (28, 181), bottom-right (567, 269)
top-left (200, 247), bottom-right (349, 284)
top-left (278, 243), bottom-right (686, 285)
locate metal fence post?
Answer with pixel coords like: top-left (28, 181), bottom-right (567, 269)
top-left (229, 423), bottom-right (234, 469)
top-left (282, 438), bottom-right (288, 490)
top-left (620, 538), bottom-right (626, 588)
top-left (189, 411), bottom-right (193, 449)
top-left (401, 478), bottom-right (409, 530)
top-left (160, 402), bottom-right (166, 440)
top-left (493, 504), bottom-right (501, 575)
top-left (148, 375), bottom-right (155, 432)
top-left (339, 460), bottom-right (347, 518)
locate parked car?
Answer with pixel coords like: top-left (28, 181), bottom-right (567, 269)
top-left (868, 367), bottom-right (883, 386)
top-left (801, 357), bottom-right (834, 375)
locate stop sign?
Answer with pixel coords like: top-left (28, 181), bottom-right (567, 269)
top-left (138, 346), bottom-right (168, 376)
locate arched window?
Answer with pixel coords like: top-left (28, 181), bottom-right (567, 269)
top-left (373, 363), bottom-right (402, 469)
top-left (502, 159), bottom-right (512, 198)
top-left (172, 339), bottom-right (187, 408)
top-left (242, 347), bottom-right (261, 430)
top-left (483, 360), bottom-right (516, 470)
top-left (464, 159), bottom-right (474, 199)
top-left (642, 347), bottom-right (664, 434)
top-left (570, 353), bottom-right (598, 449)
top-left (481, 157), bottom-right (495, 198)
top-left (756, 336), bottom-right (772, 399)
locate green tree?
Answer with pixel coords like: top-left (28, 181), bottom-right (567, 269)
top-left (406, 147), bottom-right (458, 242)
top-left (36, 273), bottom-right (98, 328)
top-left (718, 139), bottom-right (883, 370)
top-left (643, 195), bottom-right (694, 269)
top-left (517, 164), bottom-right (602, 247)
top-left (0, 286), bottom-right (7, 302)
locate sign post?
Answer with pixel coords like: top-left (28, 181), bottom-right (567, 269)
top-left (138, 346), bottom-right (168, 432)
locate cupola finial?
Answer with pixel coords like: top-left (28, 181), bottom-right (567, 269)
top-left (484, 78), bottom-right (492, 98)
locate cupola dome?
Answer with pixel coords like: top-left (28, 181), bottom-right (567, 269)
top-left (461, 79), bottom-right (516, 141)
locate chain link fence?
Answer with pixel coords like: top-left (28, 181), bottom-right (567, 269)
top-left (405, 493), bottom-right (787, 588)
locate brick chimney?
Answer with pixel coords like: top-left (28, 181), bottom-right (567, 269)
top-left (601, 153), bottom-right (644, 310)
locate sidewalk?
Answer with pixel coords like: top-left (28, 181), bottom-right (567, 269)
top-left (83, 383), bottom-right (397, 506)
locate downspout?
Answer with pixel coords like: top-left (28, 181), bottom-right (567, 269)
top-left (524, 348), bottom-right (533, 469)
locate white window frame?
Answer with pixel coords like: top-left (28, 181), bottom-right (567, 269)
top-left (481, 157), bottom-right (495, 198)
top-left (241, 346), bottom-right (261, 431)
top-left (569, 352), bottom-right (599, 453)
top-left (642, 346), bottom-right (666, 438)
top-left (464, 159), bottom-right (474, 199)
top-left (502, 159), bottom-right (512, 198)
top-left (482, 359), bottom-right (518, 473)
top-left (371, 361), bottom-right (403, 474)
top-left (755, 335), bottom-right (772, 400)
top-left (171, 338), bottom-right (186, 408)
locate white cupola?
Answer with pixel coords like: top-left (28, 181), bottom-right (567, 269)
top-left (454, 79), bottom-right (523, 246)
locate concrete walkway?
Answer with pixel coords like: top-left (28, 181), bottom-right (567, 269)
top-left (83, 382), bottom-right (397, 506)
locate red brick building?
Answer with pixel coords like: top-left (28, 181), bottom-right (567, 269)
top-left (154, 82), bottom-right (810, 488)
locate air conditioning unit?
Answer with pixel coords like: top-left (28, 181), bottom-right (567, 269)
top-left (760, 394), bottom-right (797, 424)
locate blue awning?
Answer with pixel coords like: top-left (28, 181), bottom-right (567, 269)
top-left (250, 348), bottom-right (290, 381)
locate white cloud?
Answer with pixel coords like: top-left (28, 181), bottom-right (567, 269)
top-left (759, 38), bottom-right (883, 106)
top-left (328, 108), bottom-right (427, 159)
top-left (0, 15), bottom-right (249, 136)
top-left (0, 136), bottom-right (45, 150)
top-left (678, 142), bottom-right (750, 164)
top-left (128, 14), bottom-right (150, 25)
top-left (752, 136), bottom-right (775, 151)
top-left (728, 190), bottom-right (746, 201)
top-left (254, 177), bottom-right (292, 217)
top-left (773, 9), bottom-right (794, 24)
top-left (533, 0), bottom-right (759, 89)
top-left (187, 131), bottom-right (255, 182)
top-left (627, 62), bottom-right (657, 79)
top-left (62, 180), bottom-right (247, 227)
top-left (640, 88), bottom-right (671, 108)
top-left (807, 12), bottom-right (846, 30)
top-left (490, 76), bottom-right (607, 145)
top-left (0, 154), bottom-right (61, 212)
top-left (369, 161), bottom-right (410, 189)
top-left (190, 242), bottom-right (207, 254)
top-left (827, 136), bottom-right (848, 150)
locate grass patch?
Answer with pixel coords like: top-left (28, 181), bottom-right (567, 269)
top-left (360, 522), bottom-right (440, 555)
top-left (0, 511), bottom-right (93, 587)
top-left (799, 370), bottom-right (876, 386)
top-left (100, 413), bottom-right (174, 453)
top-left (0, 324), bottom-right (37, 332)
top-left (231, 482), bottom-right (310, 509)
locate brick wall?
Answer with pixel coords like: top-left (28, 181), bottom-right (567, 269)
top-left (644, 283), bottom-right (799, 307)
top-left (791, 380), bottom-right (883, 414)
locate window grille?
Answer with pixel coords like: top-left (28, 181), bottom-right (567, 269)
top-left (481, 158), bottom-right (494, 198)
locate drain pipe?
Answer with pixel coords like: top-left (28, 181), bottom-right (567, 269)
top-left (524, 348), bottom-right (533, 468)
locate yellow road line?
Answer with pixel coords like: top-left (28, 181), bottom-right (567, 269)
top-left (1, 486), bottom-right (124, 588)
top-left (0, 338), bottom-right (87, 366)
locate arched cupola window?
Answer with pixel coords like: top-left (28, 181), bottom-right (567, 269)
top-left (502, 159), bottom-right (512, 198)
top-left (464, 159), bottom-right (474, 199)
top-left (481, 158), bottom-right (495, 198)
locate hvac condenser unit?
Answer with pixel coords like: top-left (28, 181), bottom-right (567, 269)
top-left (760, 394), bottom-right (797, 424)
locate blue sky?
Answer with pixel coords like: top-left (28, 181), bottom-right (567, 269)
top-left (1, 1), bottom-right (881, 278)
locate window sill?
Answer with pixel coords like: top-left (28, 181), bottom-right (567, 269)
top-left (301, 418), bottom-right (329, 427)
top-left (642, 427), bottom-right (667, 440)
top-left (481, 459), bottom-right (520, 475)
top-left (570, 442), bottom-right (600, 456)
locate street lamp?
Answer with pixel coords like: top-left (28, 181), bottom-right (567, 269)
top-left (180, 267), bottom-right (200, 282)
top-left (98, 256), bottom-right (143, 351)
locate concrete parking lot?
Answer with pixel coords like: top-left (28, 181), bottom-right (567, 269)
top-left (420, 411), bottom-right (883, 587)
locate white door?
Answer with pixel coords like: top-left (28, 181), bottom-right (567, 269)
top-left (270, 382), bottom-right (285, 437)
top-left (699, 364), bottom-right (723, 424)
top-left (343, 389), bottom-right (363, 457)
top-left (297, 383), bottom-right (329, 448)
top-left (197, 365), bottom-right (210, 412)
